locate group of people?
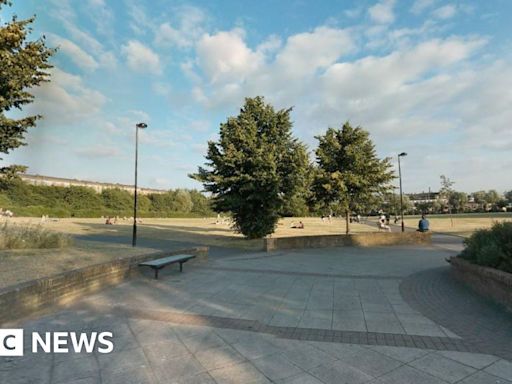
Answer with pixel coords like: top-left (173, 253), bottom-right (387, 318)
top-left (0, 208), bottom-right (13, 217)
top-left (378, 213), bottom-right (430, 232)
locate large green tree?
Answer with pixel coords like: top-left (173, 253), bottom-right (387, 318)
top-left (383, 192), bottom-right (413, 215)
top-left (191, 96), bottom-right (309, 239)
top-left (0, 0), bottom-right (54, 175)
top-left (449, 191), bottom-right (469, 213)
top-left (313, 122), bottom-right (394, 234)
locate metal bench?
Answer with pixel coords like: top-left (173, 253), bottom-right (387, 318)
top-left (138, 254), bottom-right (196, 279)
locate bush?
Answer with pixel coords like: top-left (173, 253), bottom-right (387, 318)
top-left (459, 221), bottom-right (512, 273)
top-left (0, 222), bottom-right (72, 249)
top-left (0, 178), bottom-right (214, 218)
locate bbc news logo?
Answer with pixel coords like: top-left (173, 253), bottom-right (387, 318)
top-left (0, 329), bottom-right (114, 356)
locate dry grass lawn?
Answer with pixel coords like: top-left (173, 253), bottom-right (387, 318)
top-left (1, 213), bottom-right (510, 289)
top-left (0, 216), bottom-right (372, 289)
top-left (403, 215), bottom-right (512, 237)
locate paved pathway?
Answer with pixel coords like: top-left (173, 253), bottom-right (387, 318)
top-left (2, 235), bottom-right (511, 384)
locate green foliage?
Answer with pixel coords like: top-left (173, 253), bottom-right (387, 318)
top-left (312, 122), bottom-right (395, 233)
top-left (101, 188), bottom-right (133, 210)
top-left (448, 191), bottom-right (468, 213)
top-left (0, 1), bottom-right (55, 175)
top-left (191, 96), bottom-right (310, 239)
top-left (383, 193), bottom-right (413, 215)
top-left (189, 190), bottom-right (213, 215)
top-left (0, 222), bottom-right (72, 249)
top-left (170, 189), bottom-right (193, 213)
top-left (460, 221), bottom-right (512, 273)
top-left (0, 179), bottom-right (213, 217)
top-left (472, 189), bottom-right (504, 211)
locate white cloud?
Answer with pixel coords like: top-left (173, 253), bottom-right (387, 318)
top-left (29, 68), bottom-right (107, 125)
top-left (86, 0), bottom-right (114, 37)
top-left (411, 0), bottom-right (437, 14)
top-left (368, 0), bottom-right (396, 24)
top-left (192, 26), bottom-right (354, 109)
top-left (432, 4), bottom-right (457, 19)
top-left (49, 34), bottom-right (99, 71)
top-left (256, 35), bottom-right (282, 54)
top-left (275, 27), bottom-right (354, 78)
top-left (121, 40), bottom-right (162, 75)
top-left (154, 6), bottom-right (207, 48)
top-left (196, 29), bottom-right (263, 84)
top-left (316, 37), bottom-right (486, 127)
top-left (48, 0), bottom-right (117, 70)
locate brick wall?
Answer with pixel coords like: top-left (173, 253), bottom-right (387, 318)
top-left (0, 247), bottom-right (208, 325)
top-left (450, 257), bottom-right (512, 312)
top-left (264, 232), bottom-right (431, 251)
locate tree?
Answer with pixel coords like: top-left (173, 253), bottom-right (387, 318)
top-left (169, 189), bottom-right (193, 213)
top-left (505, 190), bottom-right (512, 204)
top-left (191, 96), bottom-right (309, 239)
top-left (101, 188), bottom-right (132, 211)
top-left (189, 190), bottom-right (213, 216)
top-left (439, 175), bottom-right (455, 212)
top-left (449, 191), bottom-right (468, 213)
top-left (485, 190), bottom-right (501, 209)
top-left (0, 1), bottom-right (55, 175)
top-left (312, 122), bottom-right (394, 234)
top-left (471, 190), bottom-right (502, 211)
top-left (383, 193), bottom-right (413, 215)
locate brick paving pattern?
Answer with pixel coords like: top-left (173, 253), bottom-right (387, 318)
top-left (400, 266), bottom-right (512, 361)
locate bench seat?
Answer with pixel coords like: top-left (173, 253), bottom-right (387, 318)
top-left (139, 254), bottom-right (196, 279)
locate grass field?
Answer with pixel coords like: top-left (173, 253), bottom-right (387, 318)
top-left (1, 213), bottom-right (510, 289)
top-left (403, 213), bottom-right (512, 237)
top-left (0, 216), bottom-right (372, 288)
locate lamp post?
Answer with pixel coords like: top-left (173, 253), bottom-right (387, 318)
top-left (132, 122), bottom-right (147, 247)
top-left (398, 152), bottom-right (407, 232)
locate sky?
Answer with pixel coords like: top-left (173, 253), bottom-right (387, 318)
top-left (2, 0), bottom-right (511, 194)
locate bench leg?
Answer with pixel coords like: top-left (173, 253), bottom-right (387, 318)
top-left (179, 262), bottom-right (183, 272)
top-left (155, 267), bottom-right (159, 279)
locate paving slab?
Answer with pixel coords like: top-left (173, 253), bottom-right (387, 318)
top-left (3, 234), bottom-right (511, 383)
top-left (484, 360), bottom-right (512, 381)
top-left (409, 353), bottom-right (477, 383)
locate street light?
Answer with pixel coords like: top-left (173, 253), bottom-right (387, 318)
top-left (132, 122), bottom-right (148, 247)
top-left (398, 152), bottom-right (407, 232)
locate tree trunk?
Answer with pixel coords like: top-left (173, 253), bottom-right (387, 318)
top-left (345, 209), bottom-right (350, 234)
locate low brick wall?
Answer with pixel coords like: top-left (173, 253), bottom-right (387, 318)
top-left (450, 257), bottom-right (512, 312)
top-left (264, 232), bottom-right (431, 251)
top-left (0, 247), bottom-right (208, 325)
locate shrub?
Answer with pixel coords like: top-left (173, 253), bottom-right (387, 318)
top-left (0, 222), bottom-right (72, 249)
top-left (459, 221), bottom-right (512, 273)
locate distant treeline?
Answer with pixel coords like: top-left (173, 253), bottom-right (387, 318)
top-left (0, 179), bottom-right (214, 218)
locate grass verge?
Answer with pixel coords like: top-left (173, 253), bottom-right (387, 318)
top-left (0, 222), bottom-right (72, 249)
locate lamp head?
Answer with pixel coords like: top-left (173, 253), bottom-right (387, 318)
top-left (136, 123), bottom-right (148, 129)
top-left (398, 152), bottom-right (407, 157)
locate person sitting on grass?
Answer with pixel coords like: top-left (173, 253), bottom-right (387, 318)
top-left (290, 221), bottom-right (304, 229)
top-left (418, 214), bottom-right (430, 232)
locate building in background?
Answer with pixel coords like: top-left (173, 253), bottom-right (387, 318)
top-left (20, 174), bottom-right (166, 195)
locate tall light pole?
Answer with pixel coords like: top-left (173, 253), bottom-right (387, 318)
top-left (132, 122), bottom-right (147, 247)
top-left (398, 152), bottom-right (407, 232)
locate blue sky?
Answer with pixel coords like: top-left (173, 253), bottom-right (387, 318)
top-left (2, 0), bottom-right (512, 193)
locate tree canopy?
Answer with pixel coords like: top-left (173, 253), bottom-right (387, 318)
top-left (312, 122), bottom-right (395, 233)
top-left (191, 96), bottom-right (309, 239)
top-left (0, 0), bottom-right (55, 175)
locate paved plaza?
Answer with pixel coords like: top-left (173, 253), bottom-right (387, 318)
top-left (2, 235), bottom-right (512, 383)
